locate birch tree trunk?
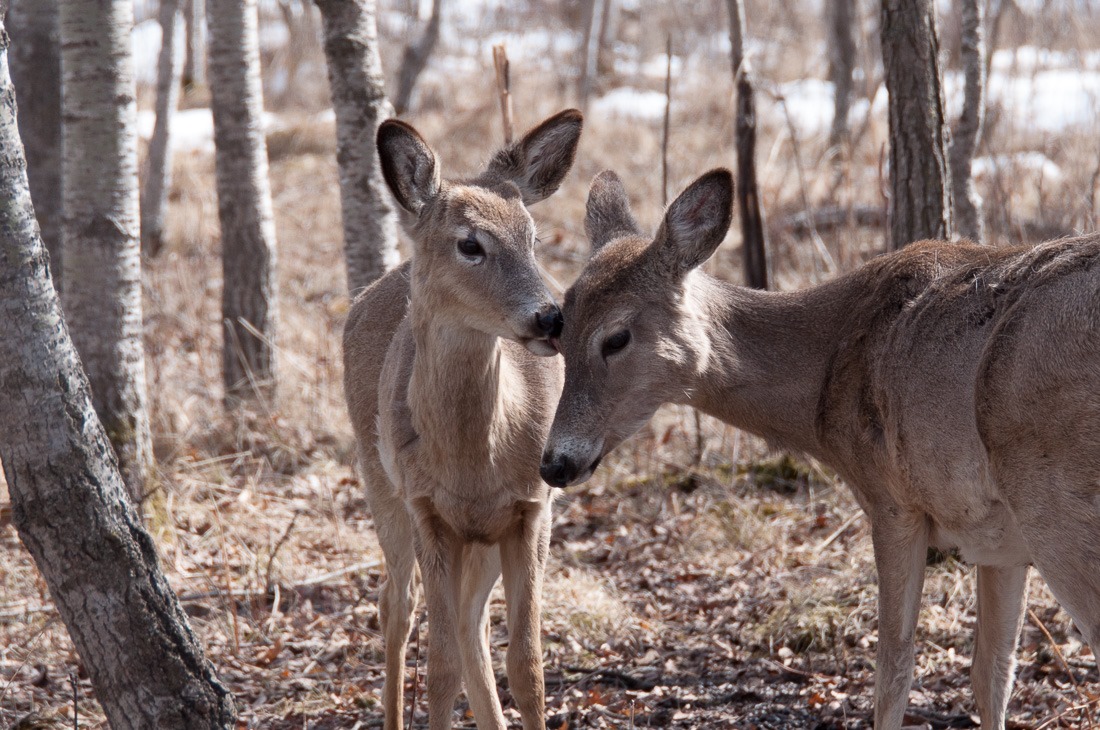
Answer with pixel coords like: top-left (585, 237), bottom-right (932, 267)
top-left (881, 0), bottom-right (954, 249)
top-left (392, 0), bottom-right (442, 115)
top-left (726, 0), bottom-right (768, 290)
top-left (948, 0), bottom-right (985, 242)
top-left (207, 0), bottom-right (279, 403)
top-left (60, 0), bottom-right (153, 502)
top-left (141, 0), bottom-right (186, 256)
top-left (827, 0), bottom-right (857, 148)
top-left (0, 23), bottom-right (237, 728)
top-left (315, 0), bottom-right (400, 294)
top-left (8, 0), bottom-right (62, 284)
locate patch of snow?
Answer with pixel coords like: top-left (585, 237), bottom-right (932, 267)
top-left (972, 152), bottom-right (1064, 183)
top-left (591, 88), bottom-right (668, 121)
top-left (137, 108), bottom-right (289, 155)
top-left (132, 19), bottom-right (163, 87)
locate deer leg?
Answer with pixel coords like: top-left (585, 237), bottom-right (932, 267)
top-left (365, 478), bottom-right (420, 730)
top-left (413, 510), bottom-right (464, 730)
top-left (500, 501), bottom-right (551, 730)
top-left (971, 564), bottom-right (1028, 730)
top-left (870, 510), bottom-right (929, 730)
top-left (457, 543), bottom-right (506, 729)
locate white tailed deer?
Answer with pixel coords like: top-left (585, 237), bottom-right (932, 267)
top-left (540, 169), bottom-right (1100, 729)
top-left (344, 110), bottom-right (582, 730)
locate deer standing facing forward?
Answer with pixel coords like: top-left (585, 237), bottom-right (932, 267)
top-left (541, 169), bottom-right (1100, 729)
top-left (344, 111), bottom-right (582, 730)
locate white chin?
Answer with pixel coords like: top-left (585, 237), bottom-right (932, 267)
top-left (524, 339), bottom-right (559, 357)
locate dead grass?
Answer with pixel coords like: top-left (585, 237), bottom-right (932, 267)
top-left (3, 4), bottom-right (1100, 728)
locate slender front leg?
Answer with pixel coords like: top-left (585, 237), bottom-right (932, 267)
top-left (972, 565), bottom-right (1028, 730)
top-left (870, 510), bottom-right (929, 730)
top-left (500, 500), bottom-right (551, 730)
top-left (412, 500), bottom-right (464, 730)
top-left (457, 544), bottom-right (506, 730)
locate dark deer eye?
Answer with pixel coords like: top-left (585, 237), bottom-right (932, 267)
top-left (602, 330), bottom-right (631, 358)
top-left (457, 235), bottom-right (484, 258)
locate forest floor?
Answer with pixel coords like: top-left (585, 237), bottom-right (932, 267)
top-left (4, 24), bottom-right (1100, 726)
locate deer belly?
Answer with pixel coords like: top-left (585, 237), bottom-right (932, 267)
top-left (928, 501), bottom-right (1031, 567)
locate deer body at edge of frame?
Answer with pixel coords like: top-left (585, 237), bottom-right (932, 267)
top-left (343, 110), bottom-right (583, 730)
top-left (541, 168), bottom-right (1100, 730)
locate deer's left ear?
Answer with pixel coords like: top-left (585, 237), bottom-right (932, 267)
top-left (487, 109), bottom-right (583, 205)
top-left (652, 169), bottom-right (734, 276)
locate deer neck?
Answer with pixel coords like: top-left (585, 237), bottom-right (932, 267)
top-left (688, 277), bottom-right (846, 456)
top-left (406, 302), bottom-right (516, 464)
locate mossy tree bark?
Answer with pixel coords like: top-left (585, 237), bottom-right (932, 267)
top-left (315, 0), bottom-right (400, 295)
top-left (0, 21), bottom-right (236, 728)
top-left (59, 0), bottom-right (153, 502)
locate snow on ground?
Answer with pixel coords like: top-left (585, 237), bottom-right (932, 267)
top-left (591, 87), bottom-right (669, 121)
top-left (137, 108), bottom-right (293, 154)
top-left (972, 152), bottom-right (1065, 184)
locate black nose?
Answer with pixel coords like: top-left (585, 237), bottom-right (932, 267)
top-left (534, 305), bottom-right (563, 338)
top-left (539, 451), bottom-right (575, 488)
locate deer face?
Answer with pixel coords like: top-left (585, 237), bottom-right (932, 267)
top-left (377, 110), bottom-right (583, 355)
top-left (541, 170), bottom-right (734, 487)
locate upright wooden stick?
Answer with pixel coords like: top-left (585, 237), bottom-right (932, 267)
top-left (493, 44), bottom-right (514, 145)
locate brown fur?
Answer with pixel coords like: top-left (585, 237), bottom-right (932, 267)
top-left (344, 111), bottom-right (582, 730)
top-left (542, 169), bottom-right (1100, 730)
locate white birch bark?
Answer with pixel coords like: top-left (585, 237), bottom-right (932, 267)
top-left (315, 0), bottom-right (400, 294)
top-left (141, 0), bottom-right (186, 256)
top-left (0, 21), bottom-right (237, 728)
top-left (207, 0), bottom-right (279, 402)
top-left (59, 0), bottom-right (153, 502)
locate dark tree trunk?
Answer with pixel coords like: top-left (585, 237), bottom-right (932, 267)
top-left (0, 22), bottom-right (237, 729)
top-left (208, 0), bottom-right (279, 404)
top-left (141, 0), bottom-right (186, 256)
top-left (881, 0), bottom-right (954, 249)
top-left (726, 0), bottom-right (768, 290)
top-left (315, 0), bottom-right (400, 294)
top-left (183, 0), bottom-right (206, 88)
top-left (60, 0), bottom-right (153, 502)
top-left (828, 0), bottom-right (857, 148)
top-left (948, 0), bottom-right (985, 242)
top-left (8, 0), bottom-right (62, 286)
top-left (392, 0), bottom-right (441, 115)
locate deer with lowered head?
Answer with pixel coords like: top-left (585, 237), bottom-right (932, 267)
top-left (343, 110), bottom-right (582, 730)
top-left (540, 168), bottom-right (1100, 729)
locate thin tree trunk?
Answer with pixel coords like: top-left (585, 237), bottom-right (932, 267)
top-left (60, 0), bottom-right (153, 502)
top-left (183, 0), bottom-right (206, 88)
top-left (881, 0), bottom-right (954, 249)
top-left (316, 0), bottom-right (400, 294)
top-left (577, 0), bottom-right (599, 110)
top-left (392, 0), bottom-right (442, 115)
top-left (208, 0), bottom-right (279, 403)
top-left (949, 0), bottom-right (984, 242)
top-left (8, 0), bottom-right (62, 286)
top-left (828, 0), bottom-right (857, 148)
top-left (0, 23), bottom-right (237, 728)
top-left (594, 0), bottom-right (618, 78)
top-left (726, 0), bottom-right (768, 290)
top-left (141, 0), bottom-right (186, 256)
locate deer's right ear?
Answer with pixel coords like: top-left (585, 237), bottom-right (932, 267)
top-left (585, 170), bottom-right (641, 254)
top-left (377, 120), bottom-right (441, 215)
top-left (652, 169), bottom-right (734, 275)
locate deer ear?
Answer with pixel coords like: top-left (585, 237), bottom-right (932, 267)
top-left (652, 169), bottom-right (734, 275)
top-left (377, 119), bottom-right (442, 215)
top-left (486, 108), bottom-right (583, 205)
top-left (585, 170), bottom-right (641, 253)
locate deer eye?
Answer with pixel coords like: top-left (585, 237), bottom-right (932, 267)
top-left (602, 330), bottom-right (631, 358)
top-left (457, 235), bottom-right (484, 258)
